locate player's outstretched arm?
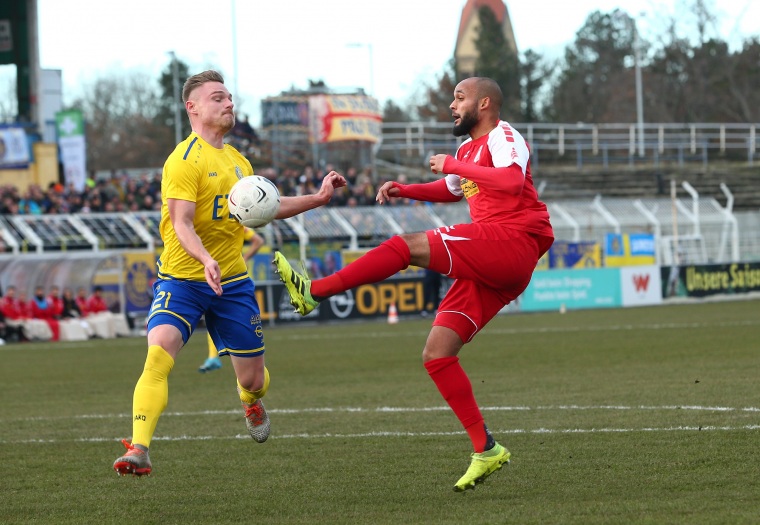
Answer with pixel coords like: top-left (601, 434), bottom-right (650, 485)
top-left (275, 171), bottom-right (347, 219)
top-left (378, 177), bottom-right (461, 205)
top-left (376, 181), bottom-right (402, 205)
top-left (434, 152), bottom-right (525, 195)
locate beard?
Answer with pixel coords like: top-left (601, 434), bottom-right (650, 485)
top-left (452, 111), bottom-right (478, 137)
top-left (219, 113), bottom-right (235, 134)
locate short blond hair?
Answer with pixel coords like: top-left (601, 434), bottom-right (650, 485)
top-left (182, 70), bottom-right (225, 103)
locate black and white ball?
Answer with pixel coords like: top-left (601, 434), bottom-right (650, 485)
top-left (228, 176), bottom-right (281, 228)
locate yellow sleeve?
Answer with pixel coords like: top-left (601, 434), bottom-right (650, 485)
top-left (163, 154), bottom-right (203, 202)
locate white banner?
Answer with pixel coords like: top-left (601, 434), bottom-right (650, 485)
top-left (0, 127), bottom-right (31, 168)
top-left (56, 110), bottom-right (87, 192)
top-left (620, 265), bottom-right (662, 307)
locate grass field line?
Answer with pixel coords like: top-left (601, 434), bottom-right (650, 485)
top-left (3, 424), bottom-right (760, 446)
top-left (1, 318), bottom-right (757, 353)
top-left (7, 404), bottom-right (760, 423)
top-left (278, 319), bottom-right (760, 340)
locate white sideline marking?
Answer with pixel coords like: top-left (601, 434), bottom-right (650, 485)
top-left (277, 319), bottom-right (760, 340)
top-left (7, 404), bottom-right (760, 423)
top-left (4, 425), bottom-right (760, 445)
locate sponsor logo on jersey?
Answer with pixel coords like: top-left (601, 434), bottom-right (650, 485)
top-left (460, 178), bottom-right (479, 198)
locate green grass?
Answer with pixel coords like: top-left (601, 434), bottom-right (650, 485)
top-left (1, 300), bottom-right (759, 524)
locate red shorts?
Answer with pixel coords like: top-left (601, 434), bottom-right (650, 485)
top-left (426, 223), bottom-right (553, 343)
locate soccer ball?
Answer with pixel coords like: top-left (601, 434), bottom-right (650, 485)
top-left (228, 175), bottom-right (281, 228)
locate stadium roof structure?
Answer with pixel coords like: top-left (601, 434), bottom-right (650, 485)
top-left (0, 183), bottom-right (746, 265)
top-left (0, 213), bottom-right (154, 253)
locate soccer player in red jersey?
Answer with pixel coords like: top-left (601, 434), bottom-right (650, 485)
top-left (85, 286), bottom-right (109, 314)
top-left (75, 287), bottom-right (90, 317)
top-left (274, 77), bottom-right (554, 492)
top-left (46, 286), bottom-right (64, 319)
top-left (0, 286), bottom-right (23, 321)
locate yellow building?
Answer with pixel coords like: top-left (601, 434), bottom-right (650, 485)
top-left (0, 142), bottom-right (60, 193)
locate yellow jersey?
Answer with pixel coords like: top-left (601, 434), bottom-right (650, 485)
top-left (157, 132), bottom-right (253, 281)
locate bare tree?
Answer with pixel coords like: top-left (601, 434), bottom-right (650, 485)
top-left (473, 6), bottom-right (521, 118)
top-left (71, 69), bottom-right (173, 171)
top-left (520, 49), bottom-right (553, 123)
top-left (414, 59), bottom-right (458, 123)
top-left (0, 68), bottom-right (17, 123)
top-left (549, 9), bottom-right (635, 122)
top-left (647, 0), bottom-right (759, 123)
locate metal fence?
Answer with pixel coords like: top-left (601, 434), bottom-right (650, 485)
top-left (378, 122), bottom-right (759, 169)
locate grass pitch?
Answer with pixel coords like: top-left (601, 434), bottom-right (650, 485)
top-left (1, 299), bottom-right (759, 524)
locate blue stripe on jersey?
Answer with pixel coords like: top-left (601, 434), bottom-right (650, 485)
top-left (156, 270), bottom-right (250, 284)
top-left (182, 137), bottom-right (198, 160)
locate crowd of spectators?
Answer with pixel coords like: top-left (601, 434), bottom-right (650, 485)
top-left (0, 163), bottom-right (421, 218)
top-left (0, 284), bottom-right (128, 343)
top-left (0, 171), bottom-right (163, 216)
top-left (262, 164), bottom-right (395, 208)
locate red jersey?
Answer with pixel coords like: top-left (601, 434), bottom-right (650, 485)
top-left (47, 295), bottom-right (64, 318)
top-left (76, 297), bottom-right (89, 316)
top-left (442, 120), bottom-right (552, 236)
top-left (31, 297), bottom-right (55, 320)
top-left (86, 295), bottom-right (108, 314)
top-left (0, 296), bottom-right (22, 320)
top-left (18, 300), bottom-right (33, 319)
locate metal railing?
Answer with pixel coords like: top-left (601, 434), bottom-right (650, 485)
top-left (378, 122), bottom-right (758, 168)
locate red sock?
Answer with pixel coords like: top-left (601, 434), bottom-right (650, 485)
top-left (311, 236), bottom-right (411, 299)
top-left (424, 356), bottom-right (488, 452)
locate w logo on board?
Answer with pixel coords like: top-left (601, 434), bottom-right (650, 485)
top-left (632, 274), bottom-right (650, 292)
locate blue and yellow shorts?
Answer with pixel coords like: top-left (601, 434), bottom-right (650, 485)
top-left (146, 274), bottom-right (264, 357)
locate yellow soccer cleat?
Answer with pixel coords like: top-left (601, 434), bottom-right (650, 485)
top-left (272, 251), bottom-right (319, 315)
top-left (453, 443), bottom-right (511, 492)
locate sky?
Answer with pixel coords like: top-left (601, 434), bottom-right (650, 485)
top-left (24, 0), bottom-right (760, 125)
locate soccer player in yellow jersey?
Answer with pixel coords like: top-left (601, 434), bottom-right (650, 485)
top-left (113, 70), bottom-right (346, 476)
top-left (199, 227), bottom-right (264, 373)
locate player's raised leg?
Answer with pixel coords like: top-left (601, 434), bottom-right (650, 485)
top-left (273, 235), bottom-right (415, 315)
top-left (272, 252), bottom-right (318, 315)
top-left (215, 280), bottom-right (272, 443)
top-left (232, 355), bottom-right (271, 442)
